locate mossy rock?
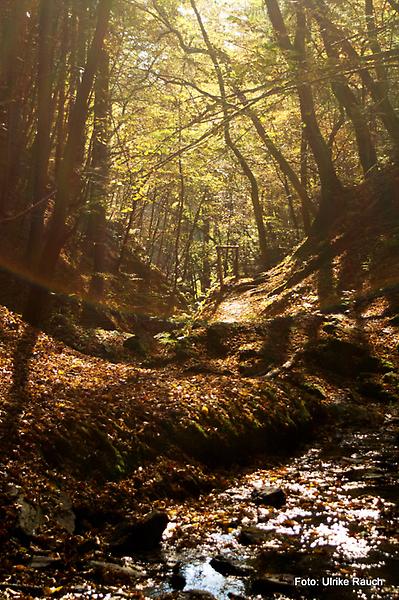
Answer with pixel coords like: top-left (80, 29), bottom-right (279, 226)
top-left (306, 338), bottom-right (387, 376)
top-left (357, 380), bottom-right (397, 403)
top-left (297, 380), bottom-right (327, 400)
top-left (42, 422), bottom-right (127, 481)
top-left (123, 335), bottom-right (147, 355)
top-left (239, 359), bottom-right (272, 377)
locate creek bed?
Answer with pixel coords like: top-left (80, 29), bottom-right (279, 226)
top-left (147, 411), bottom-right (399, 599)
top-left (3, 411), bottom-right (399, 600)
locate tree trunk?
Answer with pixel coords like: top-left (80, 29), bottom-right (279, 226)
top-left (365, 0), bottom-right (389, 95)
top-left (190, 0), bottom-right (269, 267)
top-left (171, 111), bottom-right (185, 303)
top-left (26, 0), bottom-right (56, 267)
top-left (0, 1), bottom-right (28, 216)
top-left (87, 47), bottom-right (110, 301)
top-left (24, 0), bottom-right (113, 326)
top-left (235, 87), bottom-right (315, 233)
top-left (300, 131), bottom-right (312, 232)
top-left (265, 0), bottom-right (343, 228)
top-left (201, 212), bottom-right (211, 292)
top-left (314, 12), bottom-right (378, 177)
top-left (305, 0), bottom-right (399, 156)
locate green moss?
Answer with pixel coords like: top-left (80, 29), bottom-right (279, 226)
top-left (298, 380), bottom-right (327, 400)
top-left (380, 359), bottom-right (395, 371)
top-left (382, 371), bottom-right (399, 385)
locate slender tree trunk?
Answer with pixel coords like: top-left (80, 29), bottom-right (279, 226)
top-left (314, 15), bottom-right (378, 177)
top-left (24, 0), bottom-right (113, 326)
top-left (156, 205), bottom-right (169, 268)
top-left (181, 193), bottom-right (206, 282)
top-left (265, 0), bottom-right (343, 228)
top-left (26, 0), bottom-right (55, 266)
top-left (201, 212), bottom-right (211, 292)
top-left (190, 0), bottom-right (269, 266)
top-left (116, 205), bottom-right (136, 273)
top-left (0, 1), bottom-right (28, 216)
top-left (87, 47), bottom-right (110, 301)
top-left (172, 112), bottom-right (185, 302)
top-left (235, 87), bottom-right (315, 232)
top-left (282, 176), bottom-right (300, 238)
top-left (299, 131), bottom-right (312, 232)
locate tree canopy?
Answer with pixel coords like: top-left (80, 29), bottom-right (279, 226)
top-left (0, 0), bottom-right (398, 320)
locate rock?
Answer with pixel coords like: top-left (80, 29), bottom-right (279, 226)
top-left (42, 421), bottom-right (126, 481)
top-left (251, 486), bottom-right (286, 508)
top-left (205, 322), bottom-right (231, 357)
top-left (30, 555), bottom-right (62, 569)
top-left (238, 527), bottom-right (272, 546)
top-left (238, 348), bottom-right (260, 360)
top-left (15, 496), bottom-right (44, 538)
top-left (54, 492), bottom-right (75, 533)
top-left (345, 467), bottom-right (384, 482)
top-left (250, 575), bottom-right (296, 595)
top-left (357, 380), bottom-right (395, 402)
top-left (322, 323), bottom-right (337, 334)
top-left (297, 380), bottom-right (326, 399)
top-left (123, 335), bottom-right (146, 354)
top-left (89, 560), bottom-right (143, 584)
top-left (170, 563), bottom-right (186, 590)
top-left (81, 304), bottom-right (117, 330)
top-left (305, 338), bottom-right (387, 376)
top-left (109, 511), bottom-right (169, 555)
top-left (257, 548), bottom-right (333, 576)
top-left (238, 360), bottom-right (270, 377)
top-left (210, 555), bottom-right (254, 577)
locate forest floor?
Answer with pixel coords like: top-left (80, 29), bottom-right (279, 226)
top-left (0, 172), bottom-right (398, 599)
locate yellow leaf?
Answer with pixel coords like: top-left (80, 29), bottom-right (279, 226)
top-left (44, 587), bottom-right (63, 596)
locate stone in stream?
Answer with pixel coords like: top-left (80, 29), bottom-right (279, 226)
top-left (238, 526), bottom-right (272, 546)
top-left (89, 560), bottom-right (143, 584)
top-left (30, 555), bottom-right (62, 569)
top-left (210, 555), bottom-right (254, 577)
top-left (109, 510), bottom-right (169, 555)
top-left (170, 562), bottom-right (186, 591)
top-left (251, 575), bottom-right (296, 595)
top-left (251, 486), bottom-right (286, 508)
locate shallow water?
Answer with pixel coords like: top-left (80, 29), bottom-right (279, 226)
top-left (14, 412), bottom-right (398, 600)
top-left (147, 412), bottom-right (399, 599)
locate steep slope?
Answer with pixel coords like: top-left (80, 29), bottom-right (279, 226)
top-left (193, 169), bottom-right (399, 385)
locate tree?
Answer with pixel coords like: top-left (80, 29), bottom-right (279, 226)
top-left (265, 0), bottom-right (343, 227)
top-left (190, 0), bottom-right (270, 266)
top-left (24, 0), bottom-right (113, 325)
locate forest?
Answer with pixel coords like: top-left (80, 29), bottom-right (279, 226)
top-left (0, 0), bottom-right (398, 599)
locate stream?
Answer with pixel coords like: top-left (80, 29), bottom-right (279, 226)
top-left (144, 410), bottom-right (399, 599)
top-left (9, 409), bottom-right (399, 600)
